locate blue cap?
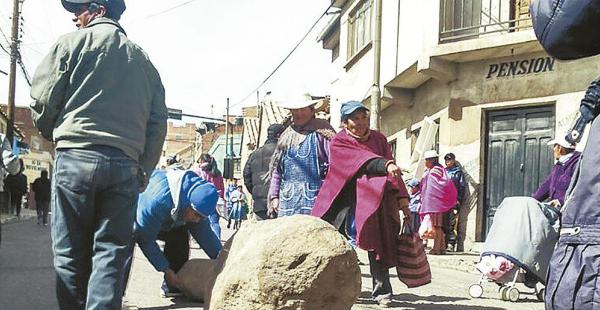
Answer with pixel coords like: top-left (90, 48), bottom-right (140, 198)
top-left (189, 182), bottom-right (218, 216)
top-left (407, 179), bottom-right (420, 188)
top-left (340, 101), bottom-right (369, 121)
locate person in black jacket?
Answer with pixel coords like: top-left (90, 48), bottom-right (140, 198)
top-left (5, 159), bottom-right (27, 218)
top-left (243, 124), bottom-right (285, 220)
top-left (32, 170), bottom-right (51, 226)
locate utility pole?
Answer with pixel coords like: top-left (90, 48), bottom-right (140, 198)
top-left (256, 90), bottom-right (263, 147)
top-left (7, 0), bottom-right (22, 143)
top-left (370, 0), bottom-right (383, 130)
top-left (225, 98), bottom-right (230, 158)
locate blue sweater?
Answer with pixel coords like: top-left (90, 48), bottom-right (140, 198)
top-left (135, 170), bottom-right (222, 272)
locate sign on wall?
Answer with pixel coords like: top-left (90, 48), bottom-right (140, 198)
top-left (486, 57), bottom-right (555, 79)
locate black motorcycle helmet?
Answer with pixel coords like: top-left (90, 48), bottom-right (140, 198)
top-left (61, 0), bottom-right (126, 21)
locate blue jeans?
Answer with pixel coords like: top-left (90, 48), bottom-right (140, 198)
top-left (52, 146), bottom-right (141, 310)
top-left (208, 213), bottom-right (221, 240)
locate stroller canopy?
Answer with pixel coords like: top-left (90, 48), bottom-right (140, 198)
top-left (482, 197), bottom-right (560, 282)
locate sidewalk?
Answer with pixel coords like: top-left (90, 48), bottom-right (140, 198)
top-left (1, 207), bottom-right (38, 224)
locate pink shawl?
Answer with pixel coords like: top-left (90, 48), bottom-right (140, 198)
top-left (419, 164), bottom-right (457, 214)
top-left (312, 130), bottom-right (409, 266)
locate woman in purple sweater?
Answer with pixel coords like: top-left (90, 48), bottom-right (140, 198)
top-left (532, 136), bottom-right (581, 206)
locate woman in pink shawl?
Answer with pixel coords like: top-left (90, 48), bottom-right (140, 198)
top-left (419, 150), bottom-right (457, 255)
top-left (194, 154), bottom-right (225, 239)
top-left (312, 101), bottom-right (409, 307)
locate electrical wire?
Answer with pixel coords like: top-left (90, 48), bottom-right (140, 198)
top-left (131, 0), bottom-right (201, 23)
top-left (229, 2), bottom-right (336, 109)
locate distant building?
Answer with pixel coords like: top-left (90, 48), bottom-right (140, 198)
top-left (0, 105), bottom-right (48, 184)
top-left (160, 121), bottom-right (200, 169)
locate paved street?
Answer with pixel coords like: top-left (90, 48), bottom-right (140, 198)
top-left (0, 214), bottom-right (57, 310)
top-left (1, 218), bottom-right (544, 310)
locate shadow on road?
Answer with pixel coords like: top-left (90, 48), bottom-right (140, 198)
top-left (137, 297), bottom-right (203, 310)
top-left (355, 291), bottom-right (507, 309)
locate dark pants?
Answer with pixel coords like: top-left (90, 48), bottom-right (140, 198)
top-left (52, 147), bottom-right (141, 310)
top-left (37, 200), bottom-right (49, 225)
top-left (122, 226), bottom-right (191, 297)
top-left (0, 191), bottom-right (7, 214)
top-left (443, 206), bottom-right (459, 248)
top-left (254, 210), bottom-right (277, 221)
top-left (368, 251), bottom-right (392, 300)
top-left (157, 226), bottom-right (190, 273)
top-left (11, 193), bottom-right (22, 217)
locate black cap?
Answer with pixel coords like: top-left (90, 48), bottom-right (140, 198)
top-left (62, 0), bottom-right (126, 21)
top-left (444, 153), bottom-right (456, 160)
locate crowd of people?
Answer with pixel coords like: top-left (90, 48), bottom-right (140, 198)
top-left (17, 0), bottom-right (600, 309)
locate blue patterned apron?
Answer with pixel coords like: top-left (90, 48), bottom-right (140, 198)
top-left (278, 132), bottom-right (324, 216)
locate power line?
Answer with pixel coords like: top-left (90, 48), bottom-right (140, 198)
top-left (229, 2), bottom-right (336, 109)
top-left (0, 25), bottom-right (10, 46)
top-left (17, 51), bottom-right (31, 86)
top-left (131, 0), bottom-right (201, 23)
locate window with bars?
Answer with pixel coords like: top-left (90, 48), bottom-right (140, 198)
top-left (347, 0), bottom-right (373, 59)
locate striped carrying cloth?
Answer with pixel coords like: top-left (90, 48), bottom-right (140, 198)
top-left (396, 222), bottom-right (432, 288)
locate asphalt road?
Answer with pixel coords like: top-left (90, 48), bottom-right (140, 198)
top-left (0, 218), bottom-right (545, 310)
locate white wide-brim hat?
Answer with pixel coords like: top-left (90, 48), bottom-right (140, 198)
top-left (423, 150), bottom-right (439, 159)
top-left (278, 93), bottom-right (321, 110)
top-left (547, 135), bottom-right (576, 149)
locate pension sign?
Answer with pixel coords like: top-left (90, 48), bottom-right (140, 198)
top-left (486, 57), bottom-right (555, 79)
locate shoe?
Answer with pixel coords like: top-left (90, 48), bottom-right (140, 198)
top-left (376, 296), bottom-right (392, 308)
top-left (160, 282), bottom-right (183, 298)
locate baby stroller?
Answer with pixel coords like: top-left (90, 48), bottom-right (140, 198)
top-left (468, 197), bottom-right (560, 302)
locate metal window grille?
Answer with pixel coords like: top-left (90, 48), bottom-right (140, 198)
top-left (439, 0), bottom-right (532, 43)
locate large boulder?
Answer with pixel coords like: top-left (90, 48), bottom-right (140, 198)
top-left (178, 215), bottom-right (361, 310)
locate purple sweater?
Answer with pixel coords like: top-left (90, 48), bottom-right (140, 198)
top-left (532, 151), bottom-right (581, 205)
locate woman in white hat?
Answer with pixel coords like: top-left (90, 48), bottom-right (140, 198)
top-left (532, 135), bottom-right (580, 206)
top-left (419, 150), bottom-right (457, 255)
top-left (267, 93), bottom-right (335, 217)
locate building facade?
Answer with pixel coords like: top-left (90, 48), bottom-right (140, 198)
top-left (320, 0), bottom-right (599, 250)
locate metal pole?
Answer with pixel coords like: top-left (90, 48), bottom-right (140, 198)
top-left (370, 0), bottom-right (383, 130)
top-left (225, 98), bottom-right (230, 158)
top-left (256, 91), bottom-right (264, 147)
top-left (7, 0), bottom-right (21, 142)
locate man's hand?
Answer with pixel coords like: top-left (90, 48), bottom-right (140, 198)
top-left (268, 198), bottom-right (280, 216)
top-left (164, 268), bottom-right (181, 289)
top-left (387, 163), bottom-right (403, 180)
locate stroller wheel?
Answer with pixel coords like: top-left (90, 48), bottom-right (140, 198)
top-left (508, 287), bottom-right (520, 302)
top-left (468, 284), bottom-right (484, 298)
top-left (499, 287), bottom-right (509, 301)
top-left (537, 288), bottom-right (545, 302)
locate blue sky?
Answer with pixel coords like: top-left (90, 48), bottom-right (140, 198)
top-left (0, 0), bottom-right (335, 120)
